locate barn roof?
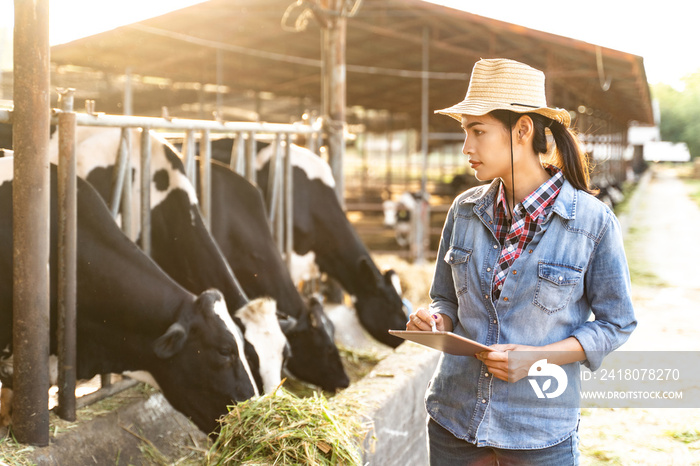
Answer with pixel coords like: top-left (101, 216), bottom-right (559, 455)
top-left (49, 0), bottom-right (653, 134)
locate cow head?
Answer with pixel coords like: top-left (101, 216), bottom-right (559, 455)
top-left (281, 295), bottom-right (349, 392)
top-left (234, 297), bottom-right (289, 394)
top-left (147, 289), bottom-right (258, 434)
top-left (353, 257), bottom-right (407, 347)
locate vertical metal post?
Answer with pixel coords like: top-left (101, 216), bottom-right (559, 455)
top-left (415, 26), bottom-right (431, 265)
top-left (386, 115), bottom-right (393, 193)
top-left (109, 128), bottom-right (129, 218)
top-left (283, 133), bottom-right (294, 272)
top-left (105, 127), bottom-right (132, 389)
top-left (12, 0), bottom-right (51, 446)
top-left (139, 128), bottom-right (152, 256)
top-left (199, 129), bottom-right (212, 230)
top-left (246, 131), bottom-right (256, 184)
top-left (230, 131), bottom-right (245, 175)
top-left (56, 89), bottom-right (77, 422)
top-left (267, 134), bottom-right (282, 228)
top-left (120, 129), bottom-right (133, 241)
top-left (321, 0), bottom-right (346, 208)
top-left (184, 129), bottom-right (197, 192)
top-left (275, 142), bottom-right (284, 254)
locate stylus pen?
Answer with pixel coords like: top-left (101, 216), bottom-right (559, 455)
top-left (430, 315), bottom-right (437, 332)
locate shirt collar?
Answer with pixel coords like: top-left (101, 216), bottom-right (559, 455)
top-left (495, 166), bottom-right (564, 222)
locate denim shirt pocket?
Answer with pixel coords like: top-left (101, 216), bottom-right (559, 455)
top-left (533, 262), bottom-right (583, 314)
top-left (444, 246), bottom-right (472, 296)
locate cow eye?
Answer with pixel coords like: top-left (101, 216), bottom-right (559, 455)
top-left (218, 347), bottom-right (232, 357)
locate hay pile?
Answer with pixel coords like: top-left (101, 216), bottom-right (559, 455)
top-left (207, 385), bottom-right (368, 465)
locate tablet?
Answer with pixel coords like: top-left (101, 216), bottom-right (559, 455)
top-left (388, 330), bottom-right (495, 357)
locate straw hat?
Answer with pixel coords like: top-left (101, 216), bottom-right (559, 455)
top-left (435, 58), bottom-right (571, 128)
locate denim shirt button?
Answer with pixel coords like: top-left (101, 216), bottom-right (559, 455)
top-left (493, 319), bottom-right (497, 324)
top-left (558, 276), bottom-right (563, 281)
top-left (484, 372), bottom-right (489, 377)
top-left (493, 244), bottom-right (498, 249)
top-left (481, 399), bottom-right (487, 404)
top-left (487, 267), bottom-right (491, 272)
top-left (484, 294), bottom-right (489, 300)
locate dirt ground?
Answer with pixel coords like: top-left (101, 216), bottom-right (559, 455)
top-left (578, 165), bottom-right (700, 465)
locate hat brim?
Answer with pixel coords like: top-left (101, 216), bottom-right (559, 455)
top-left (435, 100), bottom-right (571, 128)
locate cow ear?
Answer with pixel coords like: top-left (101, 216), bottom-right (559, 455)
top-left (358, 256), bottom-right (381, 290)
top-left (276, 312), bottom-right (298, 333)
top-left (153, 322), bottom-right (187, 358)
top-left (384, 269), bottom-right (403, 296)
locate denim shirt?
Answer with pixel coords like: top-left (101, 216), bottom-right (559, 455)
top-left (425, 178), bottom-right (637, 449)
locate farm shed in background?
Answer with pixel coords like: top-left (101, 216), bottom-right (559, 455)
top-left (42, 0), bottom-right (653, 131)
top-left (1, 0), bottom-right (655, 451)
top-left (33, 0), bottom-right (655, 260)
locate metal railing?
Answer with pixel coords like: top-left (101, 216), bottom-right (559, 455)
top-left (3, 97), bottom-right (321, 443)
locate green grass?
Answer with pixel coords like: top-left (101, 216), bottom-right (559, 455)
top-left (682, 178), bottom-right (700, 209)
top-left (207, 387), bottom-right (366, 465)
top-left (665, 428), bottom-right (700, 444)
top-left (0, 432), bottom-right (36, 466)
top-left (623, 225), bottom-right (668, 287)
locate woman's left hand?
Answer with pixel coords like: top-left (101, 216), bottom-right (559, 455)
top-left (475, 344), bottom-right (539, 383)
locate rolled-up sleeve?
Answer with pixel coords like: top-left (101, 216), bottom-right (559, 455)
top-left (572, 212), bottom-right (637, 370)
top-left (429, 200), bottom-right (459, 326)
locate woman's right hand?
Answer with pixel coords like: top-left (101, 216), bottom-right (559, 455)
top-left (406, 308), bottom-right (452, 332)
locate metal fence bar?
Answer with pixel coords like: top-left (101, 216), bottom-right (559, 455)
top-left (140, 128), bottom-right (152, 256)
top-left (56, 89), bottom-right (78, 422)
top-left (246, 130), bottom-right (256, 183)
top-left (0, 108), bottom-right (321, 135)
top-left (275, 140), bottom-right (284, 254)
top-left (183, 129), bottom-right (197, 193)
top-left (283, 133), bottom-right (294, 272)
top-left (267, 134), bottom-right (282, 226)
top-left (121, 129), bottom-right (133, 241)
top-left (231, 131), bottom-right (245, 175)
top-left (199, 129), bottom-right (212, 229)
top-left (1, 103), bottom-right (320, 444)
top-left (12, 0), bottom-right (51, 446)
top-left (109, 128), bottom-right (130, 218)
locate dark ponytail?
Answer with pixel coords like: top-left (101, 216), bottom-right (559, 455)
top-left (490, 110), bottom-right (596, 195)
top-left (547, 119), bottom-right (596, 195)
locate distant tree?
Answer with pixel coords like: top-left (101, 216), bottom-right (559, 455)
top-left (653, 70), bottom-right (700, 158)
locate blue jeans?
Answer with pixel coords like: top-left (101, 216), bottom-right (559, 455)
top-left (427, 418), bottom-right (580, 465)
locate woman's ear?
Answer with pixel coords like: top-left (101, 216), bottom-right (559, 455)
top-left (515, 115), bottom-right (534, 142)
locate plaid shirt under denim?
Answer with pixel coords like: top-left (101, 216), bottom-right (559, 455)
top-left (492, 166), bottom-right (564, 301)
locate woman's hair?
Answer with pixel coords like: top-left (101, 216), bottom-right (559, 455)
top-left (490, 110), bottom-right (595, 194)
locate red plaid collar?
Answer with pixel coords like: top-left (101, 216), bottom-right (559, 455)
top-left (491, 166), bottom-right (563, 301)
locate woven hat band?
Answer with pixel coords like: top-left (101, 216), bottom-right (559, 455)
top-left (435, 58), bottom-right (571, 128)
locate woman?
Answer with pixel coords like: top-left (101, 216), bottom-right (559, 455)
top-left (407, 58), bottom-right (636, 465)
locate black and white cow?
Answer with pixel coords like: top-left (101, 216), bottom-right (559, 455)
top-left (0, 158), bottom-right (258, 434)
top-left (52, 127), bottom-right (250, 313)
top-left (255, 143), bottom-right (408, 347)
top-left (209, 139), bottom-right (408, 347)
top-left (206, 160), bottom-right (349, 391)
top-left (47, 127), bottom-right (345, 391)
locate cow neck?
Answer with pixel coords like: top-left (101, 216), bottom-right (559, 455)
top-left (209, 162), bottom-right (306, 318)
